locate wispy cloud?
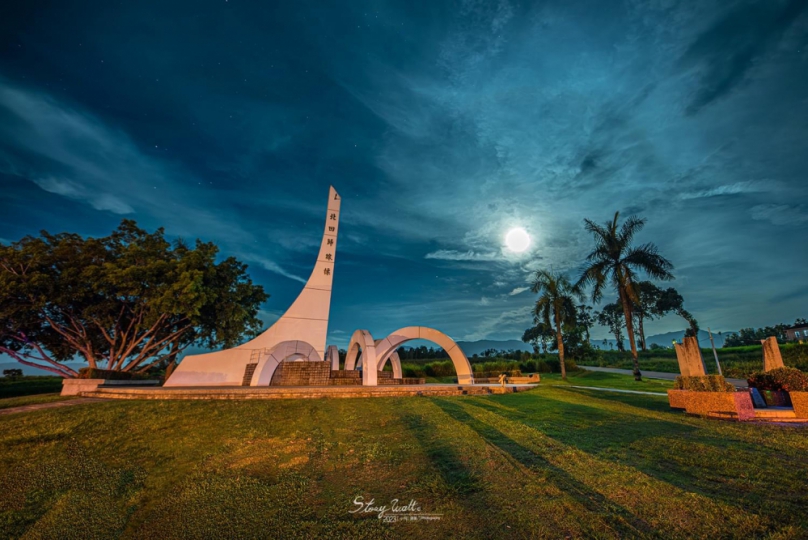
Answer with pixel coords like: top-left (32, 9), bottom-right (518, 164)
top-left (33, 177), bottom-right (134, 214)
top-left (751, 204), bottom-right (808, 226)
top-left (425, 250), bottom-right (500, 261)
top-left (678, 181), bottom-right (771, 200)
top-left (0, 80), bottom-right (306, 283)
top-left (508, 287), bottom-right (529, 296)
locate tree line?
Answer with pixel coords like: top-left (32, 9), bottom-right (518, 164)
top-left (723, 319), bottom-right (807, 347)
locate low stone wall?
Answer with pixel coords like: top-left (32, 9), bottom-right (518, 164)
top-left (62, 379), bottom-right (105, 396)
top-left (508, 375), bottom-right (540, 384)
top-left (682, 391), bottom-right (754, 421)
top-left (61, 379), bottom-right (161, 396)
top-left (791, 392), bottom-right (808, 418)
top-left (270, 361), bottom-right (331, 386)
top-left (667, 389), bottom-right (687, 409)
top-left (329, 370), bottom-right (362, 386)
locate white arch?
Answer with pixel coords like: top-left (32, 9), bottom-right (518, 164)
top-left (375, 327), bottom-right (473, 384)
top-left (250, 340), bottom-right (322, 386)
top-left (325, 345), bottom-right (340, 370)
top-left (345, 329), bottom-right (378, 386)
top-left (351, 339), bottom-right (383, 372)
top-left (379, 350), bottom-right (403, 379)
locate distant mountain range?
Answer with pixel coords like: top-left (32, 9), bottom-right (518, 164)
top-left (593, 329), bottom-right (729, 350)
top-left (458, 329), bottom-right (731, 355)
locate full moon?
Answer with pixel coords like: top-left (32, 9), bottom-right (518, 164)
top-left (505, 227), bottom-right (531, 253)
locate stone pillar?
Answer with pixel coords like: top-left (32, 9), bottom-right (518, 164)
top-left (761, 337), bottom-right (785, 371)
top-left (674, 336), bottom-right (706, 377)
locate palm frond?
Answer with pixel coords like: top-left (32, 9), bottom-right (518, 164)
top-left (618, 215), bottom-right (646, 247)
top-left (622, 243), bottom-right (674, 280)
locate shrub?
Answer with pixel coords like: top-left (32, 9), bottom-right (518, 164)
top-left (673, 375), bottom-right (735, 392)
top-left (77, 368), bottom-right (153, 380)
top-left (402, 366), bottom-right (426, 378)
top-left (423, 360), bottom-right (456, 377)
top-left (530, 360), bottom-right (553, 373)
top-left (747, 367), bottom-right (808, 392)
top-left (3, 369), bottom-right (23, 380)
top-left (475, 370), bottom-right (522, 378)
top-left (543, 358), bottom-right (580, 374)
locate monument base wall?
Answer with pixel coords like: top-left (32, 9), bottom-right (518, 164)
top-left (270, 361), bottom-right (332, 386)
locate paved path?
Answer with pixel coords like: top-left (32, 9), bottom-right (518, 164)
top-left (581, 366), bottom-right (747, 387)
top-left (0, 398), bottom-right (107, 416)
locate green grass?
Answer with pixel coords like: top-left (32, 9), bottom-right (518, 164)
top-left (1, 389), bottom-right (807, 539)
top-left (0, 376), bottom-right (64, 399)
top-left (0, 394), bottom-right (76, 410)
top-left (541, 371), bottom-right (674, 392)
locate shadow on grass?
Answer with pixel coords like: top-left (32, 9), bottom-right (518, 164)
top-left (430, 398), bottom-right (656, 538)
top-left (557, 387), bottom-right (674, 413)
top-left (473, 390), bottom-right (698, 457)
top-left (400, 412), bottom-right (485, 499)
top-left (475, 392), bottom-right (808, 531)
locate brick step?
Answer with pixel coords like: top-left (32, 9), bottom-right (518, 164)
top-left (753, 407), bottom-right (797, 419)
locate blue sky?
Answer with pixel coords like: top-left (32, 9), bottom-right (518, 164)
top-left (1, 0), bottom-right (807, 347)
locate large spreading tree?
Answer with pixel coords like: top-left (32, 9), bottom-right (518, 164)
top-left (576, 212), bottom-right (674, 381)
top-left (0, 220), bottom-right (268, 377)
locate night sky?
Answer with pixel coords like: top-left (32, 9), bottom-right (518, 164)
top-left (1, 0), bottom-right (807, 348)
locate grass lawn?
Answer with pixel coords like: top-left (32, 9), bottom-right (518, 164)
top-left (1, 387), bottom-right (807, 539)
top-left (0, 394), bottom-right (76, 410)
top-left (541, 371), bottom-right (674, 392)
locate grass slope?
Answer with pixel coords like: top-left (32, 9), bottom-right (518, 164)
top-left (1, 383), bottom-right (806, 539)
top-left (0, 394), bottom-right (76, 410)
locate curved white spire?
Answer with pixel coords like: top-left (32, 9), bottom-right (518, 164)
top-left (165, 186), bottom-right (340, 386)
top-left (238, 186), bottom-right (340, 358)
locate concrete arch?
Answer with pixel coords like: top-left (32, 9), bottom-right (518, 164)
top-left (352, 339), bottom-right (383, 371)
top-left (379, 350), bottom-right (403, 379)
top-left (250, 340), bottom-right (322, 386)
top-left (375, 327), bottom-right (473, 384)
top-left (344, 329), bottom-right (378, 386)
top-left (325, 345), bottom-right (340, 370)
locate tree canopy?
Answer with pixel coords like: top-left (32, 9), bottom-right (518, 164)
top-left (576, 212), bottom-right (674, 380)
top-left (0, 220), bottom-right (268, 377)
top-left (531, 269), bottom-right (580, 379)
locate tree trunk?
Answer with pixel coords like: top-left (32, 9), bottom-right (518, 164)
top-left (555, 312), bottom-right (566, 380)
top-left (614, 328), bottom-right (625, 351)
top-left (637, 314), bottom-right (646, 351)
top-left (619, 286), bottom-right (642, 381)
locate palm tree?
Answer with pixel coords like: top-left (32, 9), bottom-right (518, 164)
top-left (576, 212), bottom-right (674, 381)
top-left (531, 270), bottom-right (579, 380)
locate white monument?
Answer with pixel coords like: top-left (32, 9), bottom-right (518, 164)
top-left (165, 186), bottom-right (341, 386)
top-left (164, 186), bottom-right (473, 387)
